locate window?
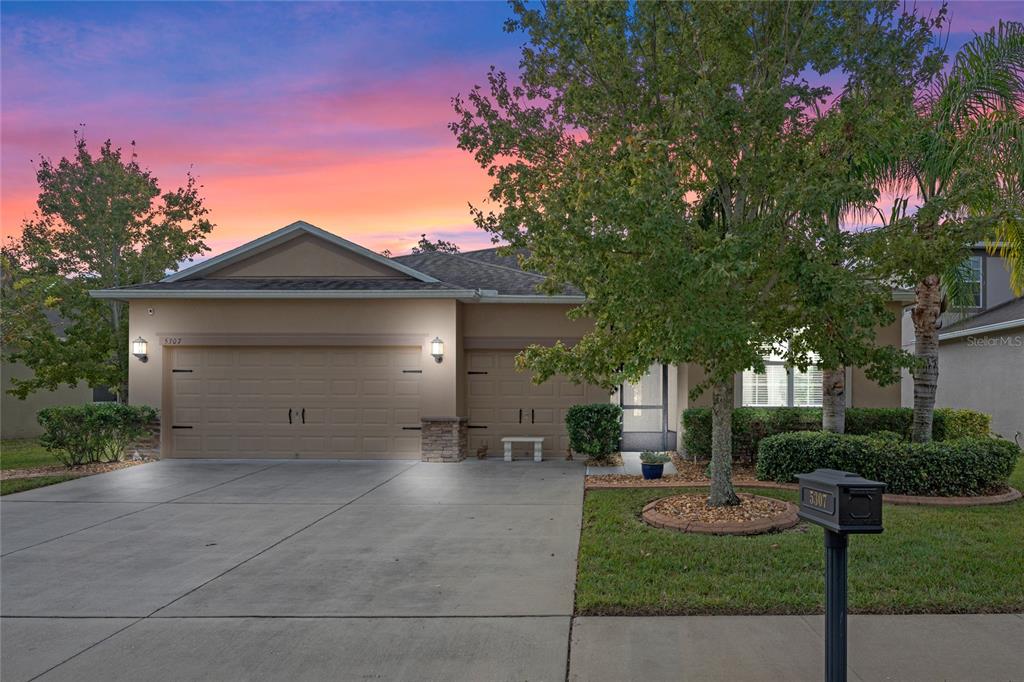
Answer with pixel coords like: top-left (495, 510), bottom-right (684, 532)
top-left (741, 343), bottom-right (822, 407)
top-left (965, 255), bottom-right (984, 308)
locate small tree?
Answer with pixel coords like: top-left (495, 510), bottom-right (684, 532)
top-left (1, 133), bottom-right (212, 401)
top-left (453, 1), bottom-right (941, 506)
top-left (410, 234), bottom-right (460, 254)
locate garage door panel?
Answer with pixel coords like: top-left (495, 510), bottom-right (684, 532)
top-left (170, 346), bottom-right (421, 459)
top-left (465, 350), bottom-right (608, 457)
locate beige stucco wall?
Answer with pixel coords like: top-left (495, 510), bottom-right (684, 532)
top-left (848, 301), bottom-right (905, 408)
top-left (935, 331), bottom-right (1024, 440)
top-left (209, 234), bottom-right (402, 278)
top-left (462, 303), bottom-right (593, 340)
top-left (128, 299), bottom-right (462, 432)
top-left (2, 361), bottom-right (92, 439)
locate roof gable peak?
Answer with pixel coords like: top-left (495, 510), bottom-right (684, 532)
top-left (163, 221), bottom-right (438, 283)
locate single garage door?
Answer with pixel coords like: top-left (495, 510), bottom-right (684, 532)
top-left (465, 350), bottom-right (608, 458)
top-left (170, 346), bottom-right (421, 458)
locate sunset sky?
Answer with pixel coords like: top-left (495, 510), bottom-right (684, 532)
top-left (3, 1), bottom-right (1022, 259)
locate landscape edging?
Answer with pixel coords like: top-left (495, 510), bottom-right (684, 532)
top-left (641, 495), bottom-right (800, 535)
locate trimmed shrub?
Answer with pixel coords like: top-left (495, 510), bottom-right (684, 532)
top-left (935, 407), bottom-right (991, 440)
top-left (38, 403), bottom-right (158, 467)
top-left (567, 403), bottom-right (622, 460)
top-left (756, 431), bottom-right (1020, 496)
top-left (682, 406), bottom-right (990, 460)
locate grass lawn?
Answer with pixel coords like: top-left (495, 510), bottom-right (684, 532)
top-left (1, 439), bottom-right (75, 496)
top-left (576, 457), bottom-right (1024, 615)
top-left (1, 475), bottom-right (77, 496)
top-left (0, 438), bottom-right (63, 470)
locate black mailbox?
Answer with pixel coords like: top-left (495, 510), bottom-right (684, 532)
top-left (797, 468), bottom-right (884, 534)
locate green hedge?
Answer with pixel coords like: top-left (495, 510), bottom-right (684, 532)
top-left (566, 403), bottom-right (622, 460)
top-left (38, 403), bottom-right (158, 467)
top-left (755, 431), bottom-right (1020, 496)
top-left (682, 407), bottom-right (990, 460)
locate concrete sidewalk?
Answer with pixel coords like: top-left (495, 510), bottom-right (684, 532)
top-left (570, 614), bottom-right (1024, 681)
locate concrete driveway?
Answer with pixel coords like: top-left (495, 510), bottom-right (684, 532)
top-left (1, 459), bottom-right (583, 681)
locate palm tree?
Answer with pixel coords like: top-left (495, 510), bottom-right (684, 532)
top-left (873, 21), bottom-right (1024, 442)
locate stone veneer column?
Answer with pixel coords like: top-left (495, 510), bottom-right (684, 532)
top-left (420, 417), bottom-right (468, 462)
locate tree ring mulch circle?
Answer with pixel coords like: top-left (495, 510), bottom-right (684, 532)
top-left (642, 492), bottom-right (799, 536)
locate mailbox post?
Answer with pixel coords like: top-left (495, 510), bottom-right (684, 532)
top-left (797, 469), bottom-right (885, 682)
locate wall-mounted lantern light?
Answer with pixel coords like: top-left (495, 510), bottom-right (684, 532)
top-left (132, 336), bottom-right (149, 363)
top-left (430, 337), bottom-right (445, 363)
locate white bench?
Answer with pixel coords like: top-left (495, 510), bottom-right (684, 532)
top-left (501, 436), bottom-right (545, 462)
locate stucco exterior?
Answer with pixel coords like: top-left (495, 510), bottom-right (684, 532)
top-left (933, 331), bottom-right (1023, 440)
top-left (1, 361), bottom-right (92, 439)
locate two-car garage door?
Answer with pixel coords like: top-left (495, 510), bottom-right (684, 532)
top-left (170, 347), bottom-right (421, 458)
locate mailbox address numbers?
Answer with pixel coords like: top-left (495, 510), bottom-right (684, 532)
top-left (803, 487), bottom-right (835, 514)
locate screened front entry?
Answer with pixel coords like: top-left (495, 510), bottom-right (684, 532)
top-left (619, 364), bottom-right (675, 451)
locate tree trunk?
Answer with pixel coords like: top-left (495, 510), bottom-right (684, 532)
top-left (708, 378), bottom-right (740, 507)
top-left (822, 368), bottom-right (846, 433)
top-left (910, 274), bottom-right (942, 443)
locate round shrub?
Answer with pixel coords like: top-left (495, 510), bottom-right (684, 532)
top-left (756, 431), bottom-right (1020, 496)
top-left (566, 403), bottom-right (622, 460)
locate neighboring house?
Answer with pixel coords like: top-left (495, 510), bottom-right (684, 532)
top-left (932, 297), bottom-right (1023, 441)
top-left (1, 310), bottom-right (99, 439)
top-left (91, 221), bottom-right (908, 461)
top-left (900, 246), bottom-right (1022, 438)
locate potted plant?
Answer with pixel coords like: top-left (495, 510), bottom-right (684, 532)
top-left (639, 451), bottom-right (670, 480)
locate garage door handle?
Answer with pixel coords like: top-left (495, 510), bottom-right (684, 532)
top-left (301, 408), bottom-right (306, 424)
top-left (519, 409), bottom-right (522, 424)
top-left (531, 409), bottom-right (535, 424)
top-left (288, 409), bottom-right (292, 424)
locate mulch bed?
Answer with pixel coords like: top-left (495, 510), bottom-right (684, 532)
top-left (1, 458), bottom-right (154, 481)
top-left (643, 492), bottom-right (799, 535)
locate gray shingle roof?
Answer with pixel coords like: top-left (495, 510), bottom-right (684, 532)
top-left (393, 251), bottom-right (580, 296)
top-left (941, 296), bottom-right (1024, 336)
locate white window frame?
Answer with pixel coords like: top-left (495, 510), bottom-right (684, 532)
top-left (965, 255), bottom-right (984, 309)
top-left (741, 342), bottom-right (823, 408)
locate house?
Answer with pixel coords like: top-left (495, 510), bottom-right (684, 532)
top-left (91, 221), bottom-right (908, 461)
top-left (900, 246), bottom-right (1023, 440)
top-left (933, 296), bottom-right (1024, 441)
top-left (1, 310), bottom-right (100, 439)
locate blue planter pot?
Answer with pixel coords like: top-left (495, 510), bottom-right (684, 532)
top-left (641, 462), bottom-right (664, 480)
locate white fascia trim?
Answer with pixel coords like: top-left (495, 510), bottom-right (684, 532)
top-left (939, 318), bottom-right (1024, 341)
top-left (162, 221), bottom-right (439, 283)
top-left (90, 289), bottom-right (480, 300)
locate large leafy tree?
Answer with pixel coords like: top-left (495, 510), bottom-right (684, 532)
top-left (871, 21), bottom-right (1024, 442)
top-left (2, 133), bottom-right (212, 401)
top-left (453, 1), bottom-right (940, 505)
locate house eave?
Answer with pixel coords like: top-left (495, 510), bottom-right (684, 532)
top-left (90, 289), bottom-right (481, 301)
top-left (939, 318), bottom-right (1024, 342)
